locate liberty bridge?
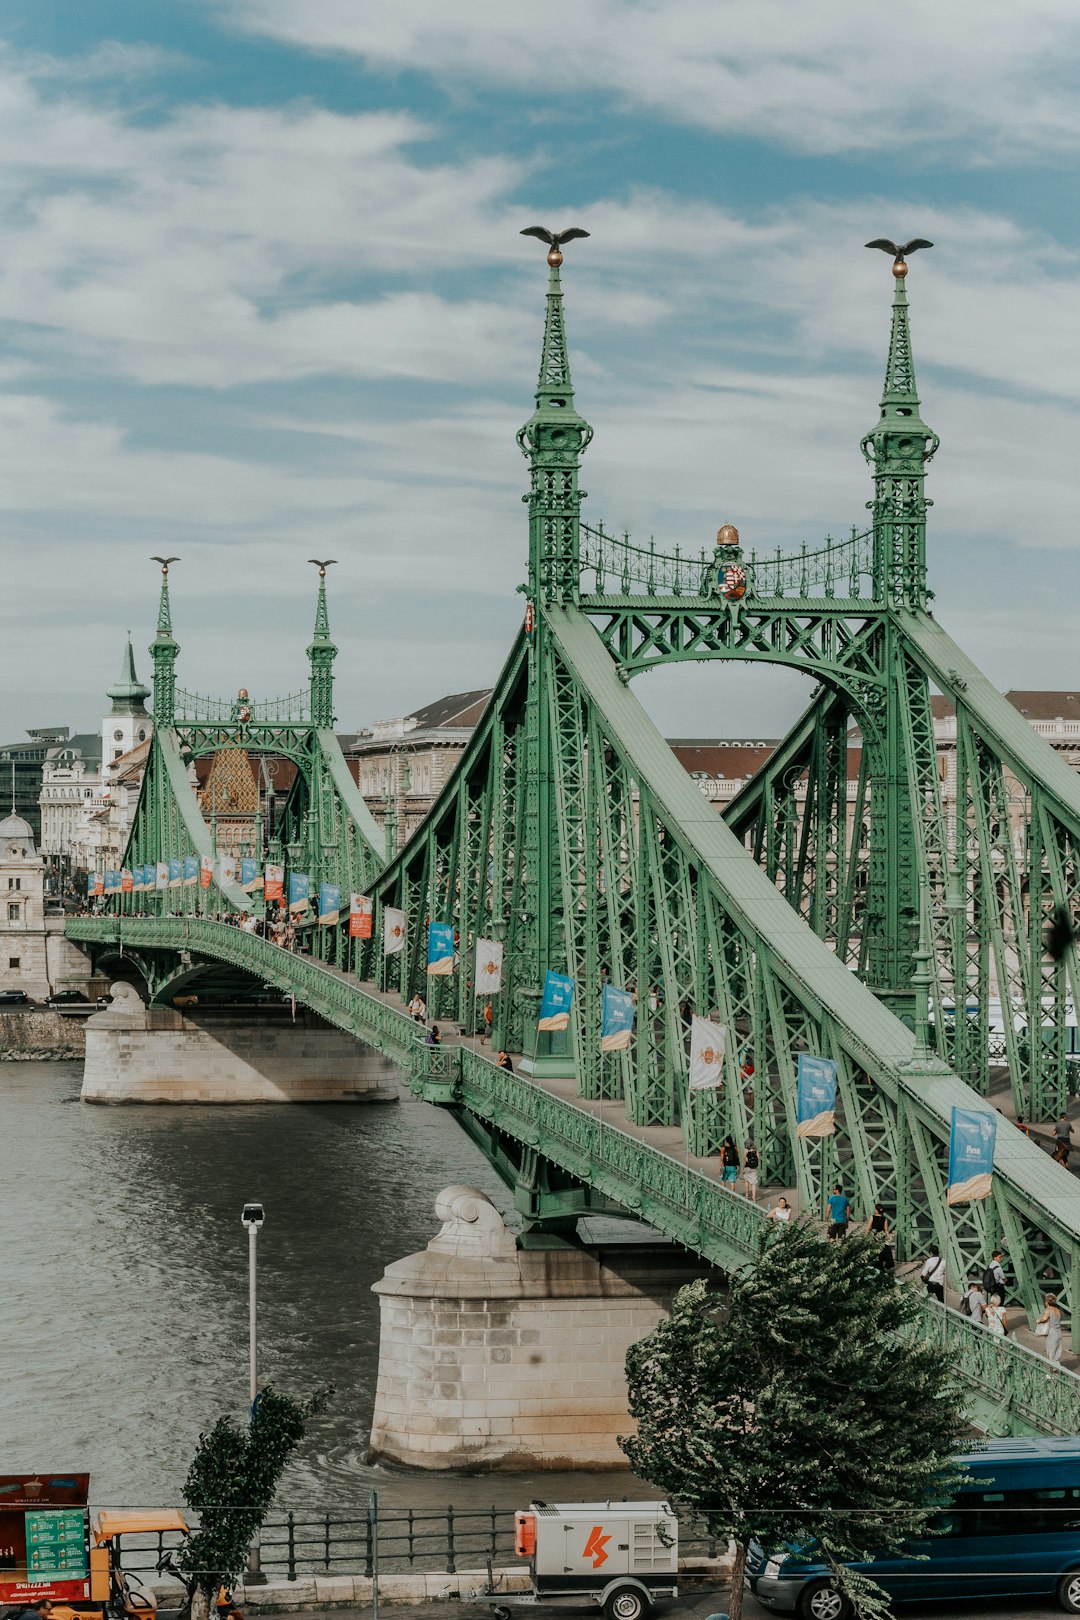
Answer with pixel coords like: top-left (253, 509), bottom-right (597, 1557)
top-left (67, 233), bottom-right (1080, 1450)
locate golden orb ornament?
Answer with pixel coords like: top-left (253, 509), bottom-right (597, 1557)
top-left (715, 524), bottom-right (740, 548)
top-left (547, 247), bottom-right (563, 268)
top-left (892, 260), bottom-right (908, 278)
top-left (238, 687), bottom-right (249, 700)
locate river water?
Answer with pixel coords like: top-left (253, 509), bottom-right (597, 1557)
top-left (2, 1063), bottom-right (634, 1513)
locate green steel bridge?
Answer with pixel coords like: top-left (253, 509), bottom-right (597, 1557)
top-left (68, 243), bottom-right (1080, 1437)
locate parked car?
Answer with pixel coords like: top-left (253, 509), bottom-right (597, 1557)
top-left (45, 989), bottom-right (90, 1006)
top-left (0, 989), bottom-right (30, 1006)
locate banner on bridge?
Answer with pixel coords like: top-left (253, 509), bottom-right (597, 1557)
top-left (427, 921), bottom-right (455, 975)
top-left (349, 894), bottom-right (373, 939)
top-left (240, 858), bottom-right (262, 893)
top-left (288, 872), bottom-right (310, 917)
top-left (796, 1053), bottom-right (838, 1137)
top-left (264, 863), bottom-right (284, 901)
top-left (947, 1106), bottom-right (996, 1204)
top-left (600, 984), bottom-right (635, 1051)
top-left (155, 862), bottom-right (169, 890)
top-left (538, 970), bottom-right (574, 1032)
top-left (689, 1015), bottom-right (727, 1089)
top-left (103, 870), bottom-right (121, 895)
top-left (318, 883), bottom-right (341, 926)
top-left (474, 938), bottom-right (503, 994)
top-left (217, 854), bottom-right (237, 888)
top-left (168, 858), bottom-right (183, 890)
top-left (383, 906), bottom-right (406, 955)
top-left (121, 869), bottom-right (133, 894)
top-left (200, 856), bottom-right (214, 889)
top-left (183, 855), bottom-right (199, 887)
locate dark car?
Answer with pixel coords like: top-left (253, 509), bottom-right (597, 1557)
top-left (0, 989), bottom-right (31, 1005)
top-left (44, 989), bottom-right (90, 1007)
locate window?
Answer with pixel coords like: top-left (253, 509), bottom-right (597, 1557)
top-left (948, 1486), bottom-right (1080, 1538)
top-left (8, 957), bottom-right (18, 969)
top-left (6, 878), bottom-right (20, 890)
top-left (7, 903), bottom-right (20, 922)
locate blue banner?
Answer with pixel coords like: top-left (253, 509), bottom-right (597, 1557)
top-left (318, 882), bottom-right (341, 926)
top-left (240, 857), bottom-right (262, 892)
top-left (947, 1106), bottom-right (996, 1205)
top-left (288, 872), bottom-right (310, 915)
top-left (600, 984), bottom-right (635, 1052)
top-left (103, 869), bottom-right (121, 894)
top-left (168, 857), bottom-right (183, 889)
top-left (183, 854), bottom-right (199, 886)
top-left (796, 1052), bottom-right (838, 1138)
top-left (538, 970), bottom-right (574, 1032)
top-left (427, 920), bottom-right (455, 976)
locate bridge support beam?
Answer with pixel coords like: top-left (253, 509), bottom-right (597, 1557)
top-left (82, 982), bottom-right (401, 1104)
top-left (369, 1185), bottom-right (713, 1471)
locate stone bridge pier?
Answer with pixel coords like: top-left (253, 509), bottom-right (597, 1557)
top-left (82, 981), bottom-right (401, 1103)
top-left (369, 1185), bottom-right (713, 1470)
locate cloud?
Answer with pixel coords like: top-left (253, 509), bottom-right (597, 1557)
top-left (232, 0), bottom-right (1080, 158)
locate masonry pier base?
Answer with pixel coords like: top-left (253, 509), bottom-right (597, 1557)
top-left (369, 1185), bottom-right (712, 1470)
top-left (81, 981), bottom-right (401, 1103)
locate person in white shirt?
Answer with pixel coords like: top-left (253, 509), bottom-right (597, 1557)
top-left (768, 1197), bottom-right (792, 1222)
top-left (921, 1248), bottom-right (946, 1303)
top-left (962, 1277), bottom-right (986, 1325)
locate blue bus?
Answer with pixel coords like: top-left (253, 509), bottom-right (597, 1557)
top-left (746, 1438), bottom-right (1080, 1619)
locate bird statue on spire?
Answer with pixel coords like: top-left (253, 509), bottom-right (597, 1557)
top-left (308, 558), bottom-right (337, 579)
top-left (866, 237), bottom-right (934, 278)
top-left (520, 225), bottom-right (590, 268)
top-left (150, 555), bottom-right (180, 575)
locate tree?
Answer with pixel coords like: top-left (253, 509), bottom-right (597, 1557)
top-left (176, 1385), bottom-right (330, 1603)
top-left (621, 1222), bottom-right (968, 1620)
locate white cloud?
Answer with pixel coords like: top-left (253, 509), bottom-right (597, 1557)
top-left (232, 0), bottom-right (1080, 158)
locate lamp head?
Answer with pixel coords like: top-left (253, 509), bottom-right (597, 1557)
top-left (242, 1201), bottom-right (265, 1230)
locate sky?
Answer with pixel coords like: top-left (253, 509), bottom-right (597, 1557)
top-left (1, 0), bottom-right (1079, 743)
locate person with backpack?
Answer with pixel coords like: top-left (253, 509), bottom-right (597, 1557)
top-left (960, 1275), bottom-right (986, 1324)
top-left (982, 1251), bottom-right (1007, 1300)
top-left (742, 1138), bottom-right (761, 1201)
top-left (921, 1246), bottom-right (947, 1302)
top-left (719, 1135), bottom-right (740, 1188)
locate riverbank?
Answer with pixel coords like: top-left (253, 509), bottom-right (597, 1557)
top-left (0, 1009), bottom-right (85, 1059)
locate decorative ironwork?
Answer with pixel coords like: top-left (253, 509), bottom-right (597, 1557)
top-left (579, 521), bottom-right (875, 601)
top-left (174, 689), bottom-right (310, 725)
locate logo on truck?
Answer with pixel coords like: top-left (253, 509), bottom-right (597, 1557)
top-left (583, 1527), bottom-right (611, 1569)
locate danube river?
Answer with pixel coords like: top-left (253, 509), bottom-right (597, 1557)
top-left (3, 1062), bottom-right (632, 1511)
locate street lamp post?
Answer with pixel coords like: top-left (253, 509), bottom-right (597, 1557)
top-left (241, 1202), bottom-right (265, 1406)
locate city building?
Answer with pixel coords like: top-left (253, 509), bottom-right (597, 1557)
top-left (37, 638), bottom-right (153, 876)
top-left (348, 690), bottom-right (492, 851)
top-left (0, 811), bottom-right (91, 998)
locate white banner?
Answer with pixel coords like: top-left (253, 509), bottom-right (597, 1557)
top-left (383, 905), bottom-right (406, 956)
top-left (689, 1015), bottom-right (728, 1091)
top-left (475, 938), bottom-right (503, 994)
top-left (155, 861), bottom-right (169, 891)
top-left (217, 854), bottom-right (237, 887)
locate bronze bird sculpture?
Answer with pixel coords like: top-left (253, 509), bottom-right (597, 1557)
top-left (150, 555), bottom-right (180, 574)
top-left (308, 558), bottom-right (338, 578)
top-left (866, 237), bottom-right (934, 277)
top-left (520, 225), bottom-right (590, 267)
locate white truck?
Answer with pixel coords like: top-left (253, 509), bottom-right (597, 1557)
top-left (487, 1500), bottom-right (679, 1620)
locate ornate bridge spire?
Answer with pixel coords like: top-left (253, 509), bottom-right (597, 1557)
top-left (860, 245), bottom-right (939, 608)
top-left (517, 227), bottom-right (593, 605)
top-left (149, 556), bottom-right (180, 726)
top-left (307, 559), bottom-right (338, 729)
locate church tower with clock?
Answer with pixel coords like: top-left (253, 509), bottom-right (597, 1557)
top-left (102, 638), bottom-right (152, 767)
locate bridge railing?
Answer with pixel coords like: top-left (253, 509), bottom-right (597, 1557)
top-left (579, 521), bottom-right (876, 601)
top-left (174, 688), bottom-right (310, 725)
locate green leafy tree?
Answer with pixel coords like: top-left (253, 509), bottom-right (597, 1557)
top-left (177, 1385), bottom-right (330, 1600)
top-left (621, 1222), bottom-right (968, 1620)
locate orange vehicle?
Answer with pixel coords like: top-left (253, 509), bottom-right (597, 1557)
top-left (0, 1475), bottom-right (188, 1620)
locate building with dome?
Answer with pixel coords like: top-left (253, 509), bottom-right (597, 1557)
top-left (0, 811), bottom-right (90, 999)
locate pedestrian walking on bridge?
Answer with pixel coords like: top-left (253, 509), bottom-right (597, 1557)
top-left (826, 1183), bottom-right (850, 1239)
top-left (1037, 1292), bottom-right (1063, 1362)
top-left (920, 1246), bottom-right (946, 1303)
